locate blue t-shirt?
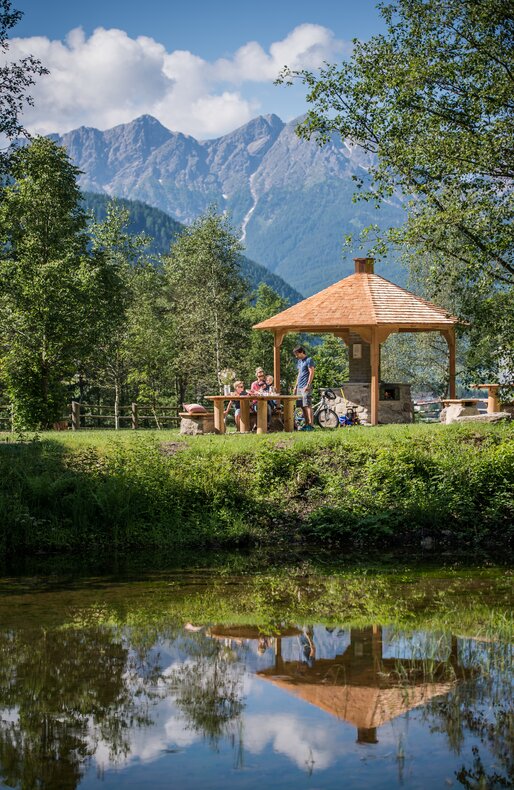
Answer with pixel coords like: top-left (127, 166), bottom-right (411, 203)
top-left (296, 356), bottom-right (315, 389)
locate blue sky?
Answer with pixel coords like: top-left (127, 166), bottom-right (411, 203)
top-left (10, 0), bottom-right (385, 138)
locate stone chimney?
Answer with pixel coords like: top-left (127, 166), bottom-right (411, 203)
top-left (354, 257), bottom-right (375, 274)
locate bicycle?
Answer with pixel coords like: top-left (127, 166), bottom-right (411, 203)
top-left (294, 388), bottom-right (339, 429)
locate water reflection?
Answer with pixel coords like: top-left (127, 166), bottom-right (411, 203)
top-left (255, 626), bottom-right (473, 745)
top-left (0, 573), bottom-right (511, 789)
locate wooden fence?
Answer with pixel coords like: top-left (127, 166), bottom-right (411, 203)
top-left (0, 404), bottom-right (14, 432)
top-left (0, 402), bottom-right (180, 431)
top-left (70, 402), bottom-right (179, 430)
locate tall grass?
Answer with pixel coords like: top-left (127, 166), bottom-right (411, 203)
top-left (0, 422), bottom-right (513, 555)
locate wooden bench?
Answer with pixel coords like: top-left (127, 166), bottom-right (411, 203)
top-left (179, 411), bottom-right (216, 435)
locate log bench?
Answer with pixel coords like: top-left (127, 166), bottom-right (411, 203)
top-left (179, 411), bottom-right (216, 435)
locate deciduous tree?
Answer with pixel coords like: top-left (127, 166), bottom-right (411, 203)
top-left (0, 138), bottom-right (111, 428)
top-left (164, 211), bottom-right (249, 403)
top-left (279, 0), bottom-right (514, 382)
top-left (0, 1), bottom-right (48, 174)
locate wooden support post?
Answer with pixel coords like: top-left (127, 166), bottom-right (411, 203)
top-left (256, 399), bottom-right (268, 434)
top-left (441, 328), bottom-right (456, 399)
top-left (370, 328), bottom-right (379, 426)
top-left (213, 400), bottom-right (226, 434)
top-left (131, 402), bottom-right (138, 430)
top-left (71, 401), bottom-right (81, 431)
top-left (273, 331), bottom-right (285, 392)
top-left (487, 388), bottom-right (500, 414)
top-left (239, 400), bottom-right (251, 433)
top-left (283, 399), bottom-right (295, 432)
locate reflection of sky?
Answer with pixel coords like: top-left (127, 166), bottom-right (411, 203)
top-left (382, 628), bottom-right (453, 661)
top-left (2, 626), bottom-right (507, 789)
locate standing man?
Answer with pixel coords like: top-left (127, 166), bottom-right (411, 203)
top-left (293, 346), bottom-right (315, 431)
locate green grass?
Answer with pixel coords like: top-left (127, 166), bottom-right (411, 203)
top-left (1, 422), bottom-right (513, 555)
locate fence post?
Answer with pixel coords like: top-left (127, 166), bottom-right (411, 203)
top-left (131, 402), bottom-right (138, 430)
top-left (71, 401), bottom-right (81, 431)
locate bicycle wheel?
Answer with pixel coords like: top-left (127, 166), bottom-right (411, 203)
top-left (294, 407), bottom-right (305, 429)
top-left (316, 407), bottom-right (339, 429)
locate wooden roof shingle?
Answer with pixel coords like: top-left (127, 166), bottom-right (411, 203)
top-left (253, 271), bottom-right (460, 332)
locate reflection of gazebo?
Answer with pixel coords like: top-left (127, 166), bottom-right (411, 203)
top-left (207, 625), bottom-right (302, 643)
top-left (253, 258), bottom-right (461, 425)
top-left (257, 626), bottom-right (471, 744)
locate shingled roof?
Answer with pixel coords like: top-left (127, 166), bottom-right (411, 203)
top-left (253, 263), bottom-right (460, 333)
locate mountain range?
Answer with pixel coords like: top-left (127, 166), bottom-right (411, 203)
top-left (52, 113), bottom-right (407, 296)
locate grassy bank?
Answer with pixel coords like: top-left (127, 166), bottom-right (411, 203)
top-left (0, 422), bottom-right (513, 555)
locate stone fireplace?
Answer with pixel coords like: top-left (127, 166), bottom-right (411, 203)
top-left (323, 382), bottom-right (413, 425)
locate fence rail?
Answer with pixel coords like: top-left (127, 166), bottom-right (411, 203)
top-left (70, 402), bottom-right (179, 430)
top-left (0, 405), bottom-right (14, 432)
top-left (0, 402), bottom-right (180, 432)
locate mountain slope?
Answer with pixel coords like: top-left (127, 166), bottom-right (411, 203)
top-left (82, 192), bottom-right (302, 304)
top-left (54, 114), bottom-right (407, 295)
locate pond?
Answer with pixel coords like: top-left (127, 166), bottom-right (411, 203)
top-left (0, 554), bottom-right (511, 789)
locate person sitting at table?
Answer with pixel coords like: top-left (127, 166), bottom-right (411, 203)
top-left (250, 367), bottom-right (268, 396)
top-left (224, 380), bottom-right (248, 429)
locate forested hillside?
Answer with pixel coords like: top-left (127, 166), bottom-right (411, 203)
top-left (82, 192), bottom-right (303, 303)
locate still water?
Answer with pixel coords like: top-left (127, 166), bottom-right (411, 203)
top-left (0, 556), bottom-right (511, 789)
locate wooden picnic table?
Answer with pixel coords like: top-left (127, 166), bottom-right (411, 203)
top-left (205, 394), bottom-right (299, 434)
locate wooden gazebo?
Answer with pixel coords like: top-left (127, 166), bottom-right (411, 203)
top-left (253, 258), bottom-right (460, 425)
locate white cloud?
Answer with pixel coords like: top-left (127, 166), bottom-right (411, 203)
top-left (5, 23), bottom-right (346, 138)
top-left (244, 712), bottom-right (345, 770)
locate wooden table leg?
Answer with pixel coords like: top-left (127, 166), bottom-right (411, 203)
top-left (256, 399), bottom-right (268, 434)
top-left (487, 388), bottom-right (499, 414)
top-left (239, 400), bottom-right (251, 433)
top-left (283, 400), bottom-right (295, 432)
top-left (213, 400), bottom-right (225, 434)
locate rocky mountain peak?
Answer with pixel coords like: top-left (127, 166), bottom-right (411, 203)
top-left (50, 112), bottom-right (404, 296)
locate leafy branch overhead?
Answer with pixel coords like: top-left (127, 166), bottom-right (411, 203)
top-left (0, 0), bottom-right (48, 169)
top-left (278, 0), bottom-right (513, 287)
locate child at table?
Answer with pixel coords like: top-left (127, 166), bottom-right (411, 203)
top-left (265, 374), bottom-right (277, 412)
top-left (224, 380), bottom-right (248, 429)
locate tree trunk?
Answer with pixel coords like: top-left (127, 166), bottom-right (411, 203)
top-left (114, 380), bottom-right (120, 430)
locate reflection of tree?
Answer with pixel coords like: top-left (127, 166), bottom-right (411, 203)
top-left (0, 626), bottom-right (164, 790)
top-left (423, 641), bottom-right (513, 788)
top-left (169, 636), bottom-right (245, 754)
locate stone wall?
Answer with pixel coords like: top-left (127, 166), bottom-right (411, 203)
top-left (323, 383), bottom-right (413, 425)
top-left (348, 331), bottom-right (372, 382)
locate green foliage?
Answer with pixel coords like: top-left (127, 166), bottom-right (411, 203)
top-left (241, 283), bottom-right (298, 389)
top-left (164, 210), bottom-right (250, 401)
top-left (0, 138), bottom-right (111, 428)
top-left (85, 201), bottom-right (166, 422)
top-left (313, 335), bottom-right (349, 390)
top-left (82, 191), bottom-right (302, 304)
top-left (0, 423), bottom-right (513, 556)
top-left (0, 1), bottom-right (48, 174)
top-left (281, 0), bottom-right (514, 378)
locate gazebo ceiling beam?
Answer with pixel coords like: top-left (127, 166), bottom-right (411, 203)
top-left (255, 324), bottom-right (457, 335)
